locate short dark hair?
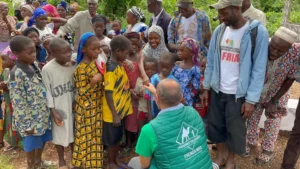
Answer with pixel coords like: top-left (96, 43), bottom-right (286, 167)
top-left (49, 38), bottom-right (69, 51)
top-left (112, 20), bottom-right (122, 26)
top-left (157, 79), bottom-right (182, 106)
top-left (110, 35), bottom-right (131, 52)
top-left (143, 56), bottom-right (158, 65)
top-left (159, 52), bottom-right (176, 64)
top-left (92, 14), bottom-right (107, 24)
top-left (10, 36), bottom-right (34, 53)
top-left (22, 27), bottom-right (40, 37)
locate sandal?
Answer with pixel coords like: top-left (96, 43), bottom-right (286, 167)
top-left (4, 145), bottom-right (16, 152)
top-left (253, 150), bottom-right (275, 165)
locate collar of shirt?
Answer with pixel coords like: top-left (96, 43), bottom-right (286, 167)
top-left (152, 9), bottom-right (164, 24)
top-left (157, 103), bottom-right (184, 116)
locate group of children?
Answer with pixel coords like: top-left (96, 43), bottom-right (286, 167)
top-left (0, 13), bottom-right (209, 169)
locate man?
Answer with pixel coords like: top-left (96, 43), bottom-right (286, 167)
top-left (56, 0), bottom-right (98, 51)
top-left (147, 0), bottom-right (172, 48)
top-left (168, 0), bottom-right (211, 57)
top-left (129, 79), bottom-right (213, 169)
top-left (202, 0), bottom-right (269, 169)
top-left (242, 0), bottom-right (267, 26)
top-left (281, 45), bottom-right (300, 169)
top-left (245, 27), bottom-right (299, 165)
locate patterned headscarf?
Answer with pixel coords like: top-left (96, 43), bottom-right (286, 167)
top-left (179, 38), bottom-right (201, 65)
top-left (20, 4), bottom-right (35, 15)
top-left (57, 1), bottom-right (69, 12)
top-left (128, 6), bottom-right (145, 22)
top-left (42, 4), bottom-right (60, 17)
top-left (2, 46), bottom-right (17, 61)
top-left (28, 7), bottom-right (47, 27)
top-left (142, 26), bottom-right (168, 60)
top-left (76, 32), bottom-right (95, 64)
top-left (70, 2), bottom-right (80, 11)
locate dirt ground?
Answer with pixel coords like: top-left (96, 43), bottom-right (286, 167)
top-left (1, 83), bottom-right (299, 169)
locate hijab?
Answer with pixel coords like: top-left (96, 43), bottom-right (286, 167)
top-left (179, 38), bottom-right (201, 65)
top-left (28, 7), bottom-right (47, 27)
top-left (2, 46), bottom-right (17, 61)
top-left (77, 32), bottom-right (95, 64)
top-left (57, 1), bottom-right (69, 12)
top-left (42, 4), bottom-right (60, 17)
top-left (142, 25), bottom-right (168, 60)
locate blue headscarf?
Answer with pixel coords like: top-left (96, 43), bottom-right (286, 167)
top-left (28, 8), bottom-right (47, 27)
top-left (77, 32), bottom-right (96, 64)
top-left (57, 1), bottom-right (69, 12)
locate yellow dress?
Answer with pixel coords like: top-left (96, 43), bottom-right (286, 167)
top-left (72, 61), bottom-right (103, 168)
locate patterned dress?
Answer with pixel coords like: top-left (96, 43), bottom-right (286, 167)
top-left (247, 43), bottom-right (299, 152)
top-left (123, 60), bottom-right (140, 133)
top-left (1, 69), bottom-right (22, 147)
top-left (72, 61), bottom-right (103, 168)
top-left (172, 65), bottom-right (201, 106)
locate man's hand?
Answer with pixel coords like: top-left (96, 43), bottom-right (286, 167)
top-left (113, 114), bottom-right (121, 127)
top-left (143, 83), bottom-right (156, 94)
top-left (241, 102), bottom-right (255, 119)
top-left (52, 110), bottom-right (64, 126)
top-left (200, 90), bottom-right (209, 107)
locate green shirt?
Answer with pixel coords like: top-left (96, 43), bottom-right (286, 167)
top-left (135, 124), bottom-right (158, 157)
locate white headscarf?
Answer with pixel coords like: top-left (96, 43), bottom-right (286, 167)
top-left (142, 25), bottom-right (168, 60)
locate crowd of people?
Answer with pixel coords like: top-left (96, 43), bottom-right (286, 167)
top-left (0, 0), bottom-right (299, 169)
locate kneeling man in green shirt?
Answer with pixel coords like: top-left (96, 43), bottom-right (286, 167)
top-left (129, 79), bottom-right (214, 169)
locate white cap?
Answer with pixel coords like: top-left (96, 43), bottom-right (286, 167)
top-left (275, 27), bottom-right (298, 44)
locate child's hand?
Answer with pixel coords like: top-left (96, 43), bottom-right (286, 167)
top-left (52, 110), bottom-right (64, 126)
top-left (142, 77), bottom-right (150, 86)
top-left (25, 129), bottom-right (34, 135)
top-left (113, 115), bottom-right (121, 127)
top-left (125, 60), bottom-right (134, 71)
top-left (130, 89), bottom-right (140, 100)
top-left (91, 73), bottom-right (102, 87)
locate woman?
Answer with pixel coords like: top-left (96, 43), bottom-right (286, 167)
top-left (42, 4), bottom-right (61, 34)
top-left (69, 2), bottom-right (79, 17)
top-left (19, 4), bottom-right (35, 32)
top-left (125, 6), bottom-right (148, 37)
top-left (0, 2), bottom-right (16, 52)
top-left (57, 1), bottom-right (68, 19)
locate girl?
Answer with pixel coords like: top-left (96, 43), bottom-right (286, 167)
top-left (0, 46), bottom-right (22, 152)
top-left (123, 32), bottom-right (142, 152)
top-left (42, 4), bottom-right (63, 34)
top-left (140, 26), bottom-right (169, 85)
top-left (69, 2), bottom-right (80, 17)
top-left (125, 6), bottom-right (148, 36)
top-left (72, 32), bottom-right (104, 168)
top-left (92, 15), bottom-right (111, 48)
top-left (23, 27), bottom-right (47, 67)
top-left (172, 38), bottom-right (201, 106)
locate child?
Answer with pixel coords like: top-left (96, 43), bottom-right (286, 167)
top-left (198, 57), bottom-right (209, 118)
top-left (92, 15), bottom-right (111, 48)
top-left (145, 52), bottom-right (176, 118)
top-left (172, 38), bottom-right (201, 107)
top-left (41, 38), bottom-right (76, 168)
top-left (112, 20), bottom-right (123, 36)
top-left (9, 36), bottom-right (52, 169)
top-left (140, 26), bottom-right (168, 85)
top-left (103, 35), bottom-right (132, 169)
top-left (134, 57), bottom-right (157, 132)
top-left (23, 27), bottom-right (47, 67)
top-left (41, 33), bottom-right (55, 62)
top-left (72, 32), bottom-right (104, 168)
top-left (100, 41), bottom-right (111, 59)
top-left (123, 32), bottom-right (142, 152)
top-left (0, 46), bottom-right (22, 152)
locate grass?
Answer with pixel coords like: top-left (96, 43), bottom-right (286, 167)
top-left (0, 154), bottom-right (14, 169)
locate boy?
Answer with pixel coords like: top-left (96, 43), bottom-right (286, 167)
top-left (41, 38), bottom-right (76, 168)
top-left (145, 52), bottom-right (177, 118)
top-left (9, 36), bottom-right (52, 169)
top-left (103, 35), bottom-right (133, 169)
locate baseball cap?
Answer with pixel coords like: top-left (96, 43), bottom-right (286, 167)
top-left (210, 0), bottom-right (243, 9)
top-left (176, 0), bottom-right (194, 8)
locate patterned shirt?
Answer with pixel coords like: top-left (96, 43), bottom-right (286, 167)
top-left (295, 43), bottom-right (300, 83)
top-left (102, 60), bottom-right (132, 122)
top-left (8, 61), bottom-right (51, 137)
top-left (168, 9), bottom-right (212, 57)
top-left (259, 43), bottom-right (299, 104)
